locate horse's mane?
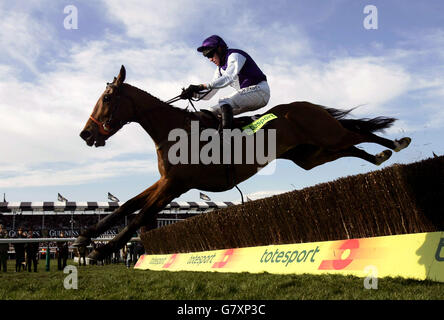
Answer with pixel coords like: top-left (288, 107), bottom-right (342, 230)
top-left (123, 83), bottom-right (193, 115)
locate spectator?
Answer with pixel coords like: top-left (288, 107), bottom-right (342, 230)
top-left (105, 251), bottom-right (111, 265)
top-left (122, 244), bottom-right (128, 268)
top-left (89, 241), bottom-right (97, 265)
top-left (135, 242), bottom-right (144, 263)
top-left (126, 242), bottom-right (135, 268)
top-left (25, 230), bottom-right (38, 272)
top-left (78, 245), bottom-right (87, 266)
top-left (113, 248), bottom-right (120, 264)
top-left (13, 227), bottom-right (26, 272)
top-left (56, 231), bottom-right (69, 270)
top-left (0, 224), bottom-right (9, 272)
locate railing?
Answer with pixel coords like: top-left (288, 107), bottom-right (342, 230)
top-left (0, 237), bottom-right (140, 243)
top-left (0, 201), bottom-right (239, 213)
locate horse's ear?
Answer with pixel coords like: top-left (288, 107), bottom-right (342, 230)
top-left (116, 65), bottom-right (126, 87)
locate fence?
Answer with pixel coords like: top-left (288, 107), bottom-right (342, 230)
top-left (140, 156), bottom-right (444, 254)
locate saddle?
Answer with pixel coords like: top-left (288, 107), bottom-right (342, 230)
top-left (193, 109), bottom-right (261, 131)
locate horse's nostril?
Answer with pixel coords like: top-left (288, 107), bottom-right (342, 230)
top-left (80, 130), bottom-right (91, 141)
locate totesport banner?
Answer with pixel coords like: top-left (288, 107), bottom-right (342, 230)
top-left (135, 232), bottom-right (444, 282)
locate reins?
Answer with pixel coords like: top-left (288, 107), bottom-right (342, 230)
top-left (164, 95), bottom-right (182, 105)
top-left (165, 89), bottom-right (213, 112)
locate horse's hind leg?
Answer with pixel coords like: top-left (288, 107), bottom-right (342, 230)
top-left (344, 146), bottom-right (392, 165)
top-left (281, 145), bottom-right (392, 170)
top-left (89, 209), bottom-right (148, 261)
top-left (88, 177), bottom-right (182, 260)
top-left (74, 181), bottom-right (166, 247)
top-left (322, 146), bottom-right (392, 166)
top-left (358, 132), bottom-right (411, 152)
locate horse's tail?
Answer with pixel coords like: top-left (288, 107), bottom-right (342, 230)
top-left (339, 117), bottom-right (396, 133)
top-left (324, 107), bottom-right (396, 133)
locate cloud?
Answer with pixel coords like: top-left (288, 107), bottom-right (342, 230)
top-left (0, 159), bottom-right (158, 188)
top-left (102, 0), bottom-right (212, 44)
top-left (0, 25), bottom-right (213, 188)
top-left (0, 1), bottom-right (56, 75)
top-left (98, 0), bottom-right (428, 126)
top-left (265, 57), bottom-right (412, 113)
top-left (1, 1), bottom-right (444, 195)
top-left (0, 35), bottom-right (170, 187)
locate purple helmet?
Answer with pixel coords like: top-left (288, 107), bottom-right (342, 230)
top-left (197, 35), bottom-right (228, 56)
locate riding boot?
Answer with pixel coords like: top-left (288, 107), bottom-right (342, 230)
top-left (220, 104), bottom-right (233, 131)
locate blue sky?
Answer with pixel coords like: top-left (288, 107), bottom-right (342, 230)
top-left (0, 0), bottom-right (443, 202)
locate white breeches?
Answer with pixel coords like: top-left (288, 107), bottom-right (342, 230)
top-left (209, 81), bottom-right (270, 116)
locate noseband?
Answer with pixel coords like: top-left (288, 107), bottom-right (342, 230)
top-left (89, 83), bottom-right (136, 136)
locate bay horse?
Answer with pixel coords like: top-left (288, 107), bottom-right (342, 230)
top-left (74, 65), bottom-right (411, 260)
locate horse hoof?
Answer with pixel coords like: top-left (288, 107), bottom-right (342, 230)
top-left (88, 249), bottom-right (102, 261)
top-left (375, 150), bottom-right (392, 165)
top-left (394, 137), bottom-right (411, 152)
top-left (73, 235), bottom-right (91, 247)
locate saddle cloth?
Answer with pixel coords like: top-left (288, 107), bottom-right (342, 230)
top-left (192, 109), bottom-right (268, 132)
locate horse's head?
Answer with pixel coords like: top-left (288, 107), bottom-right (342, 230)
top-left (80, 65), bottom-right (136, 147)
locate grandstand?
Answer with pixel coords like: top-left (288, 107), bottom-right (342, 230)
top-left (0, 200), bottom-right (239, 237)
top-left (0, 200), bottom-right (239, 262)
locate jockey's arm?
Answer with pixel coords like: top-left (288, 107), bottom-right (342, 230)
top-left (197, 53), bottom-right (247, 100)
top-left (209, 53), bottom-right (246, 89)
top-left (195, 69), bottom-right (219, 100)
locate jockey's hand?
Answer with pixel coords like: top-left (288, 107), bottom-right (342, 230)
top-left (181, 84), bottom-right (204, 99)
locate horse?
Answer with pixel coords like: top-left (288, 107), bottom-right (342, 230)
top-left (74, 65), bottom-right (411, 260)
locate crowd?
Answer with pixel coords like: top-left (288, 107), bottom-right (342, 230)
top-left (0, 225), bottom-right (39, 272)
top-left (1, 215), bottom-right (128, 237)
top-left (0, 224), bottom-right (144, 272)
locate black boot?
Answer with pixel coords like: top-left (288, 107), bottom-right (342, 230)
top-left (220, 104), bottom-right (233, 130)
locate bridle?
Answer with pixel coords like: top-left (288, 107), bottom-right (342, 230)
top-left (89, 83), bottom-right (136, 136)
top-left (89, 114), bottom-right (114, 136)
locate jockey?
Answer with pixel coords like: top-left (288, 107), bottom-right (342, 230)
top-left (182, 35), bottom-right (270, 129)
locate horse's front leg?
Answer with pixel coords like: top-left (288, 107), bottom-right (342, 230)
top-left (87, 177), bottom-right (182, 260)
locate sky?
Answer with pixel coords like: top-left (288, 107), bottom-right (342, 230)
top-left (0, 0), bottom-right (443, 203)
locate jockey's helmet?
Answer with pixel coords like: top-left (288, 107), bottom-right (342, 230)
top-left (197, 35), bottom-right (228, 58)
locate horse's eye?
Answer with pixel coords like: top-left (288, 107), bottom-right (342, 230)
top-left (103, 95), bottom-right (110, 102)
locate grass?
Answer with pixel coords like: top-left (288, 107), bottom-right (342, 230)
top-left (0, 259), bottom-right (442, 300)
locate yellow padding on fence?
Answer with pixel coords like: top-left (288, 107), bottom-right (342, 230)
top-left (135, 232), bottom-right (444, 282)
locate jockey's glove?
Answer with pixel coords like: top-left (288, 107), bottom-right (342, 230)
top-left (181, 84), bottom-right (204, 99)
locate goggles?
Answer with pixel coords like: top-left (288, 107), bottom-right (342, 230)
top-left (202, 47), bottom-right (217, 58)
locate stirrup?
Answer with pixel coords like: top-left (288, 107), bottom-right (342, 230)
top-left (220, 104), bottom-right (233, 130)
